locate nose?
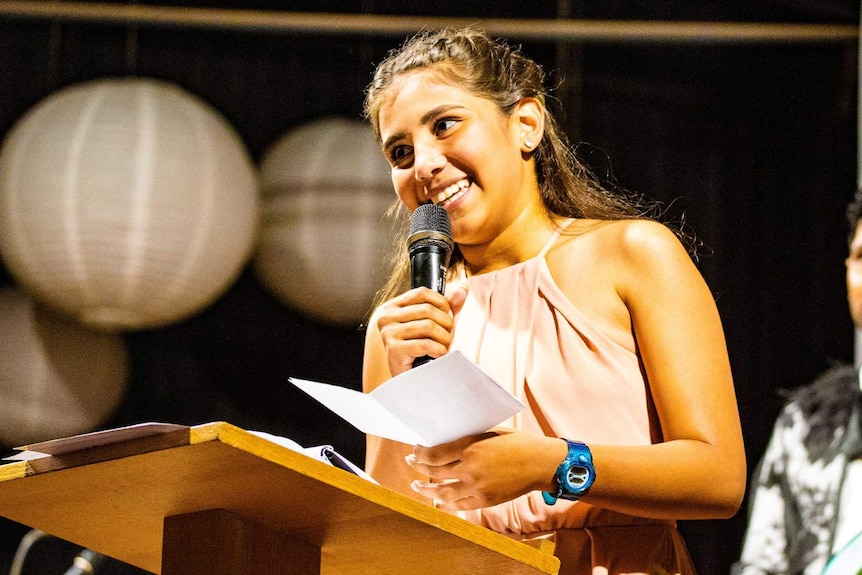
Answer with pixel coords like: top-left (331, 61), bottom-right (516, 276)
top-left (413, 142), bottom-right (446, 182)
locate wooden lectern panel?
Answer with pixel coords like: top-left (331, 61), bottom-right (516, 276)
top-left (0, 422), bottom-right (559, 575)
top-left (162, 509), bottom-right (322, 575)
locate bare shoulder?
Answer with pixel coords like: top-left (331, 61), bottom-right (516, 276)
top-left (590, 218), bottom-right (684, 255)
top-left (547, 219), bottom-right (701, 346)
top-left (555, 218), bottom-right (689, 266)
top-left (546, 219), bottom-right (691, 351)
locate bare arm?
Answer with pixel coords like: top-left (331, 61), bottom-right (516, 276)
top-left (408, 220), bottom-right (746, 519)
top-left (362, 284), bottom-right (468, 499)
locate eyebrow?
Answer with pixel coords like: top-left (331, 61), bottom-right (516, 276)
top-left (381, 104), bottom-right (464, 153)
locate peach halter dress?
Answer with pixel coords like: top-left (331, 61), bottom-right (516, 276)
top-left (447, 220), bottom-right (696, 575)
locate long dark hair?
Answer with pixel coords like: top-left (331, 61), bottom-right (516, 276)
top-left (364, 27), bottom-right (679, 309)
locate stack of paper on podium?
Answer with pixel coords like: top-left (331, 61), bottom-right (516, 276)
top-left (0, 356), bottom-right (557, 574)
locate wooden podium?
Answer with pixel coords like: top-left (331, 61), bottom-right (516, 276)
top-left (0, 422), bottom-right (560, 574)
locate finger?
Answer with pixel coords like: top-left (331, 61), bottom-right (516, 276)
top-left (410, 447), bottom-right (459, 470)
top-left (377, 302), bottom-right (452, 332)
top-left (410, 478), bottom-right (462, 500)
top-left (377, 298), bottom-right (455, 347)
top-left (399, 286), bottom-right (451, 310)
top-left (383, 315), bottom-right (453, 346)
top-left (378, 313), bottom-right (453, 371)
top-left (411, 479), bottom-right (477, 510)
top-left (404, 453), bottom-right (459, 479)
top-left (377, 286), bottom-right (452, 323)
top-left (446, 281), bottom-right (469, 315)
top-left (412, 434), bottom-right (482, 467)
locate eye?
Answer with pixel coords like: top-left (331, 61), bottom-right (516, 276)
top-left (433, 118), bottom-right (458, 136)
top-left (388, 145), bottom-right (413, 167)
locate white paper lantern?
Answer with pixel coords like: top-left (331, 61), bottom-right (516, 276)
top-left (0, 78), bottom-right (260, 330)
top-left (0, 288), bottom-right (128, 447)
top-left (255, 117), bottom-right (397, 326)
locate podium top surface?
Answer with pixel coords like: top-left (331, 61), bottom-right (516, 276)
top-left (0, 422), bottom-right (559, 575)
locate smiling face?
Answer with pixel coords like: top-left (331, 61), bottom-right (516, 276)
top-left (376, 68), bottom-right (544, 250)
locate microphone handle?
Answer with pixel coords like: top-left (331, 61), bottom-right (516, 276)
top-left (410, 247), bottom-right (449, 295)
top-left (410, 245), bottom-right (450, 369)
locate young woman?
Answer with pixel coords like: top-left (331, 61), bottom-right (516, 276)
top-left (361, 27), bottom-right (745, 574)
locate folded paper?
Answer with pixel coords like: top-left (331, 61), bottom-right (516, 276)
top-left (289, 351), bottom-right (525, 446)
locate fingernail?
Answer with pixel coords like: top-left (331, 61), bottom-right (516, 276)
top-left (404, 453), bottom-right (416, 466)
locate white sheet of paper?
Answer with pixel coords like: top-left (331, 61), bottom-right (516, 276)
top-left (289, 351), bottom-right (525, 446)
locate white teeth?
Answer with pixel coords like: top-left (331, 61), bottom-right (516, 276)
top-left (432, 180), bottom-right (469, 205)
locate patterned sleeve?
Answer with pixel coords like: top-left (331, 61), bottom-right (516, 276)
top-left (731, 408), bottom-right (794, 575)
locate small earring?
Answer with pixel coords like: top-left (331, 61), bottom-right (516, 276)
top-left (524, 140), bottom-right (535, 150)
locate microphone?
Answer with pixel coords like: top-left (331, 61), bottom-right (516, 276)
top-left (408, 203), bottom-right (454, 368)
top-left (63, 549), bottom-right (105, 575)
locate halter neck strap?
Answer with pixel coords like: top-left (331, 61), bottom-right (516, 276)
top-left (537, 218), bottom-right (574, 259)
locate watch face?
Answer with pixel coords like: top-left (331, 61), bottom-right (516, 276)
top-left (564, 465), bottom-right (592, 490)
top-left (553, 440), bottom-right (595, 501)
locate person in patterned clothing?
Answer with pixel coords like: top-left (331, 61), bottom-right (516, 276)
top-left (733, 190), bottom-right (862, 574)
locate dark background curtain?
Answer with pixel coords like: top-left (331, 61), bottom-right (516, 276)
top-left (0, 1), bottom-right (858, 574)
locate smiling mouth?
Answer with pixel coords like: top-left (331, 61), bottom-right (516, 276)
top-left (431, 179), bottom-right (470, 207)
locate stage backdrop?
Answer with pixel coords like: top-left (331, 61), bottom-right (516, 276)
top-left (0, 2), bottom-right (858, 574)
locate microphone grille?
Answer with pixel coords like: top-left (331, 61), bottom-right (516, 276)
top-left (409, 203), bottom-right (452, 237)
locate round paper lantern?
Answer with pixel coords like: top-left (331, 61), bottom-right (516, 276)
top-left (0, 78), bottom-right (260, 330)
top-left (0, 288), bottom-right (128, 447)
top-left (255, 117), bottom-right (397, 326)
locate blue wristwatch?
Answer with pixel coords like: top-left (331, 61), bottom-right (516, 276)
top-left (542, 439), bottom-right (596, 505)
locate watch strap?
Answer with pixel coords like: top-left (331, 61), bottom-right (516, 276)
top-left (542, 438), bottom-right (595, 505)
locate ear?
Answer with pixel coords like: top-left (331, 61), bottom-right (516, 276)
top-left (513, 97), bottom-right (545, 153)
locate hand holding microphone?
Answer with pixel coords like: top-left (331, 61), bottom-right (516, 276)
top-left (408, 203), bottom-right (454, 368)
